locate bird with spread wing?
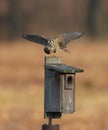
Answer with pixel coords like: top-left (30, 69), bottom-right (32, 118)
top-left (22, 32), bottom-right (83, 54)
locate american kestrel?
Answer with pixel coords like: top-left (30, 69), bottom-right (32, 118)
top-left (22, 32), bottom-right (83, 54)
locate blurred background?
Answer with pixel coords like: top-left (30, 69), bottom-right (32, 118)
top-left (0, 0), bottom-right (108, 130)
top-left (0, 0), bottom-right (108, 40)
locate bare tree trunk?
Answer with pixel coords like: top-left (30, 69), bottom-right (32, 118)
top-left (7, 0), bottom-right (21, 40)
top-left (87, 0), bottom-right (101, 37)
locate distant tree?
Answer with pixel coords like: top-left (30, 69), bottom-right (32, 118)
top-left (87, 0), bottom-right (101, 37)
top-left (0, 0), bottom-right (10, 40)
top-left (7, 0), bottom-right (22, 40)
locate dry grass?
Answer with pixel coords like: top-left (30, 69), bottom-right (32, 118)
top-left (0, 40), bottom-right (108, 130)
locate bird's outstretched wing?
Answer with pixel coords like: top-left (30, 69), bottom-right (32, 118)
top-left (55, 32), bottom-right (83, 48)
top-left (22, 34), bottom-right (48, 46)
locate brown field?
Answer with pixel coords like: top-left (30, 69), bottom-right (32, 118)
top-left (0, 40), bottom-right (108, 130)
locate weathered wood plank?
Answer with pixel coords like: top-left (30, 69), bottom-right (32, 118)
top-left (44, 56), bottom-right (62, 118)
top-left (61, 74), bottom-right (75, 113)
top-left (45, 64), bottom-right (84, 73)
top-left (44, 56), bottom-right (62, 64)
top-left (44, 69), bottom-right (61, 112)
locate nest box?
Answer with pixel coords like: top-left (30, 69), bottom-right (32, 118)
top-left (44, 56), bottom-right (84, 119)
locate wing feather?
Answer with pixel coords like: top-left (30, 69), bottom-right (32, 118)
top-left (55, 32), bottom-right (83, 48)
top-left (22, 34), bottom-right (48, 46)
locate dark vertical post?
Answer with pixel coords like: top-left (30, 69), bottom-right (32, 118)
top-left (43, 56), bottom-right (61, 130)
top-left (44, 56), bottom-right (62, 119)
top-left (87, 0), bottom-right (101, 37)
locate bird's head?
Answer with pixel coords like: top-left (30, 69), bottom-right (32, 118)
top-left (44, 46), bottom-right (56, 54)
top-left (44, 46), bottom-right (51, 54)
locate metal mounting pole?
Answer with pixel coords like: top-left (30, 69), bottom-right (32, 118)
top-left (48, 116), bottom-right (52, 125)
top-left (42, 124), bottom-right (60, 130)
top-left (42, 110), bottom-right (60, 130)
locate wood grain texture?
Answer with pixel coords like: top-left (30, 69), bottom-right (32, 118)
top-left (45, 64), bottom-right (84, 74)
top-left (44, 57), bottom-right (62, 118)
top-left (61, 74), bottom-right (75, 113)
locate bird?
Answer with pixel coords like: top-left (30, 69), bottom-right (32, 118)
top-left (22, 32), bottom-right (83, 54)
